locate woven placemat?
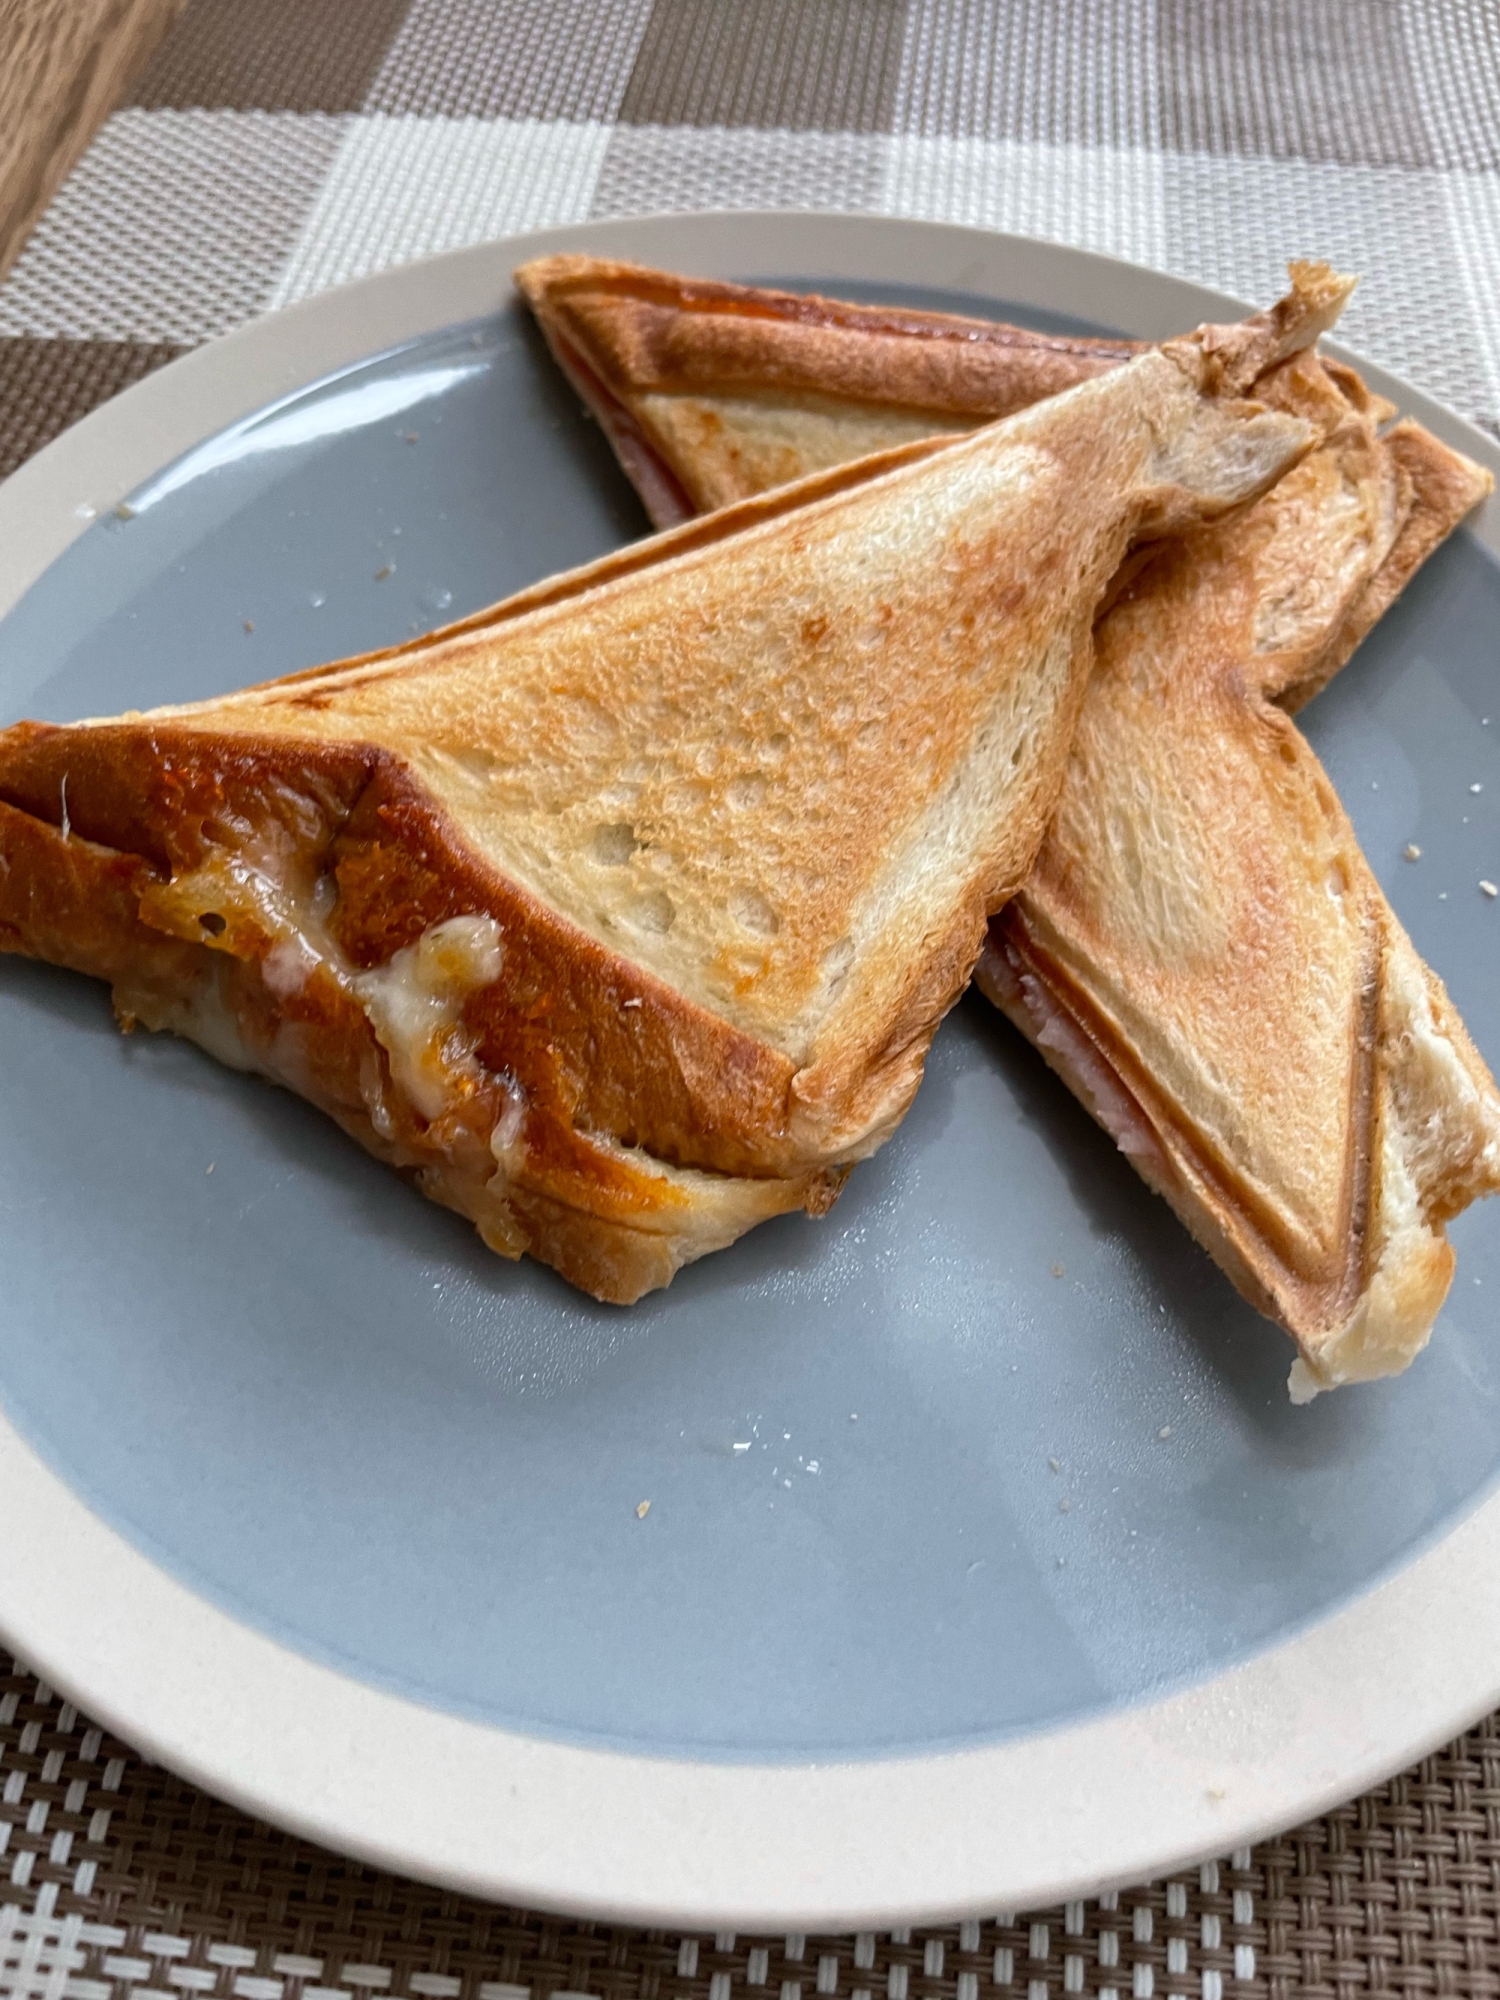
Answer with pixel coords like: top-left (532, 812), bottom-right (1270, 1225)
top-left (5, 1), bottom-right (1500, 1992)
top-left (4, 1645), bottom-right (1500, 2000)
top-left (4, 0), bottom-right (1500, 472)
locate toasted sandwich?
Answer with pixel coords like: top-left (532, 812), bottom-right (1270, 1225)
top-left (0, 287), bottom-right (1328, 1302)
top-left (981, 355), bottom-right (1500, 1398)
top-left (520, 253), bottom-right (1500, 1387)
top-left (515, 252), bottom-right (1141, 527)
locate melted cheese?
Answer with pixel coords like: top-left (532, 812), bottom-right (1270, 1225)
top-left (350, 915), bottom-right (504, 1123)
top-left (119, 955), bottom-right (261, 1075)
top-left (141, 850), bottom-right (518, 1150)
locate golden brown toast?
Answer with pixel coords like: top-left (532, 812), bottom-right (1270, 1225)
top-left (0, 286), bottom-right (1328, 1303)
top-left (520, 255), bottom-right (1500, 1385)
top-left (980, 358), bottom-right (1500, 1397)
top-left (515, 253), bottom-right (1142, 526)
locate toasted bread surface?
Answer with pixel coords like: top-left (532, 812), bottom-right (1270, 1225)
top-left (978, 361), bottom-right (1500, 1392)
top-left (0, 289), bottom-right (1325, 1299)
top-left (515, 253), bottom-right (1142, 525)
top-left (0, 778), bottom-right (823, 1305)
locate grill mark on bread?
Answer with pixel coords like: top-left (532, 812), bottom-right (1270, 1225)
top-left (987, 908), bottom-right (1383, 1333)
top-left (545, 264), bottom-right (1136, 352)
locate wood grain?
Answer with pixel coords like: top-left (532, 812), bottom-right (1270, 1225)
top-left (0, 0), bottom-right (190, 286)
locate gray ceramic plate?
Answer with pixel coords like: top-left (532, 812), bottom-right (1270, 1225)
top-left (2, 213), bottom-right (1500, 1927)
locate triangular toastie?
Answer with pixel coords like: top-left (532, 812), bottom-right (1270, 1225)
top-left (516, 253), bottom-right (1141, 527)
top-left (981, 354), bottom-right (1500, 1397)
top-left (0, 288), bottom-right (1327, 1302)
top-left (520, 253), bottom-right (1500, 1386)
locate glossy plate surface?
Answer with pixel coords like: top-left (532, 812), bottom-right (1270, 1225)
top-left (1, 213), bottom-right (1498, 1922)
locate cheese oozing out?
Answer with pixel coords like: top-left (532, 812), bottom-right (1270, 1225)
top-left (125, 832), bottom-right (525, 1173)
top-left (351, 914), bottom-right (505, 1123)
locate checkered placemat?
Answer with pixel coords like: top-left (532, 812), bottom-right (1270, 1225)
top-left (4, 0), bottom-right (1500, 475)
top-left (4, 1651), bottom-right (1500, 2000)
top-left (6, 1), bottom-right (1500, 1993)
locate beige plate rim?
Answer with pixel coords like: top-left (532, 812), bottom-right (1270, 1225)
top-left (1, 211), bottom-right (1498, 1928)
